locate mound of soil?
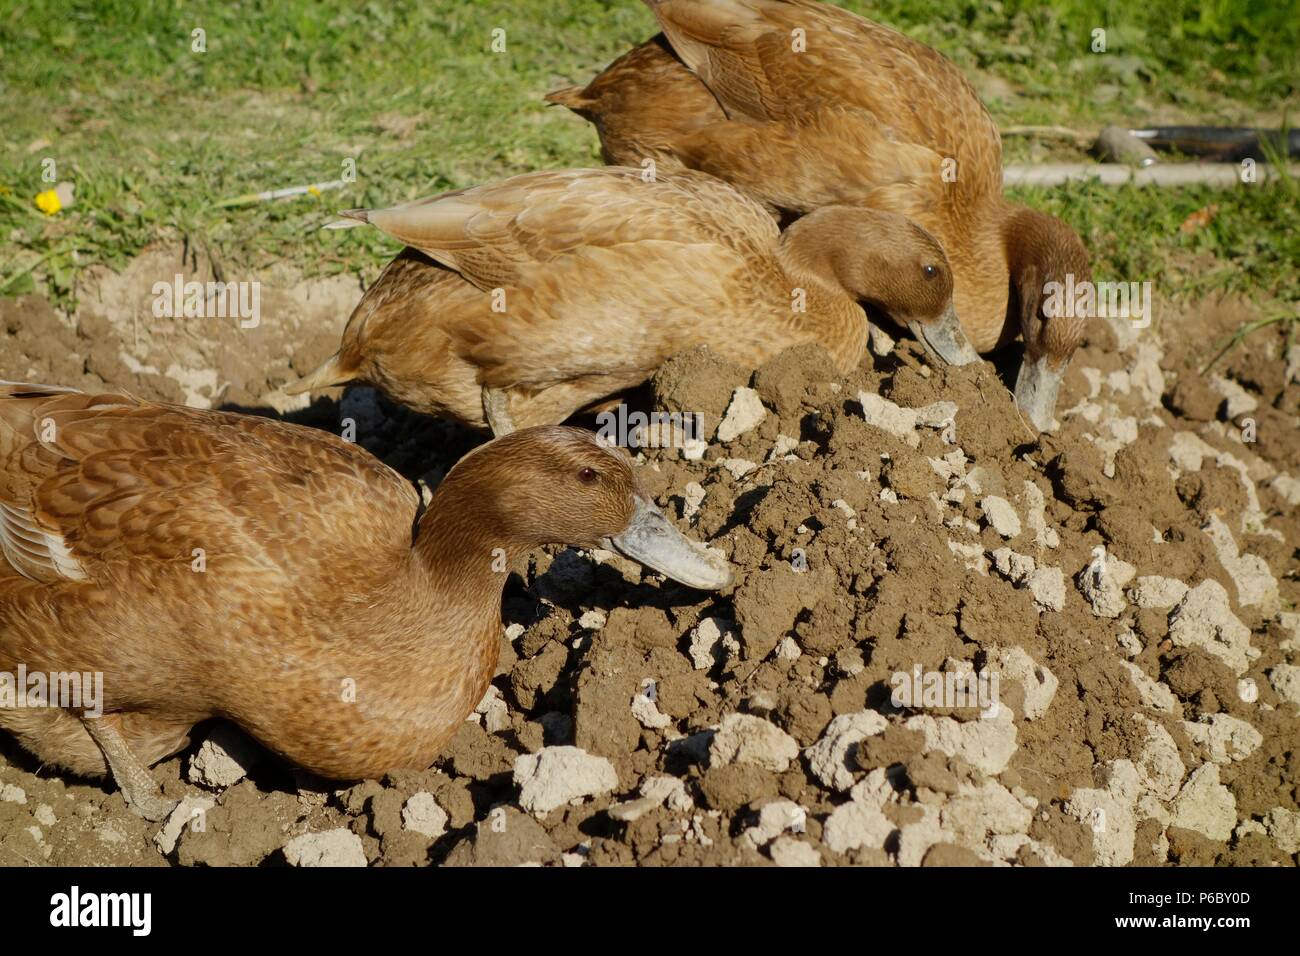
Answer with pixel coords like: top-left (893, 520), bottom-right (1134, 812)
top-left (0, 258), bottom-right (1296, 867)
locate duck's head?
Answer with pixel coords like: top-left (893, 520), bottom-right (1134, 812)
top-left (787, 207), bottom-right (976, 367)
top-left (1004, 206), bottom-right (1092, 432)
top-left (440, 426), bottom-right (733, 590)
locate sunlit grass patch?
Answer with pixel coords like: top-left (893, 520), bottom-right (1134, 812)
top-left (0, 0), bottom-right (1294, 312)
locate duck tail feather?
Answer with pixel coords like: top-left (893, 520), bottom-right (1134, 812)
top-left (544, 87), bottom-right (592, 112)
top-left (322, 208), bottom-right (371, 231)
top-left (282, 353), bottom-right (357, 396)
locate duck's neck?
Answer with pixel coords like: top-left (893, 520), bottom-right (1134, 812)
top-left (998, 200), bottom-right (1091, 363)
top-left (929, 194), bottom-right (1015, 353)
top-left (411, 477), bottom-right (531, 606)
top-left (777, 207), bottom-right (863, 295)
top-left (380, 477), bottom-right (524, 736)
top-left (775, 209), bottom-right (870, 371)
top-left (1000, 201), bottom-right (1065, 287)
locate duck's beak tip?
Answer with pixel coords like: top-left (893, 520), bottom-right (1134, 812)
top-left (908, 304), bottom-right (980, 367)
top-left (1015, 354), bottom-right (1064, 433)
top-left (605, 497), bottom-right (735, 591)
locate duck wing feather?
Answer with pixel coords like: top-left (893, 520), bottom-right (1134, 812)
top-left (338, 169), bottom-right (786, 389)
top-left (0, 384), bottom-right (418, 586)
top-left (646, 0), bottom-right (1002, 195)
top-left (342, 167), bottom-right (776, 292)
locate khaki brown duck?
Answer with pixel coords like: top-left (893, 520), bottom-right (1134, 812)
top-left (0, 383), bottom-right (730, 819)
top-left (288, 165), bottom-right (958, 434)
top-left (546, 0), bottom-right (1093, 430)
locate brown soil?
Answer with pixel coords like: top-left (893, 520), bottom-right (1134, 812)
top-left (0, 255), bottom-right (1296, 867)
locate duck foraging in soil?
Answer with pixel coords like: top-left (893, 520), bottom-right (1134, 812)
top-left (545, 0), bottom-right (1092, 430)
top-left (288, 165), bottom-right (958, 435)
top-left (0, 383), bottom-right (730, 820)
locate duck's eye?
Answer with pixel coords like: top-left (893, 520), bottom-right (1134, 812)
top-left (922, 264), bottom-right (940, 280)
top-left (577, 467), bottom-right (599, 484)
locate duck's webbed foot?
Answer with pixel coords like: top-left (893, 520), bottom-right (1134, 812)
top-left (482, 386), bottom-right (517, 436)
top-left (81, 715), bottom-right (178, 822)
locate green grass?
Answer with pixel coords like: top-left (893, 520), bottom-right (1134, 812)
top-left (0, 0), bottom-right (1296, 312)
top-left (1018, 174), bottom-right (1300, 301)
top-left (871, 0), bottom-right (1297, 107)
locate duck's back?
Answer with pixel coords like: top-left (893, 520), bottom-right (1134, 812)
top-left (334, 167), bottom-right (794, 402)
top-left (567, 0), bottom-right (1004, 206)
top-left (668, 0), bottom-right (1001, 182)
top-left (367, 165), bottom-right (779, 268)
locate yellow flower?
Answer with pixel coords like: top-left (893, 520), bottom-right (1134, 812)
top-left (35, 188), bottom-right (63, 215)
top-left (34, 182), bottom-right (74, 215)
top-left (308, 185), bottom-right (321, 198)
